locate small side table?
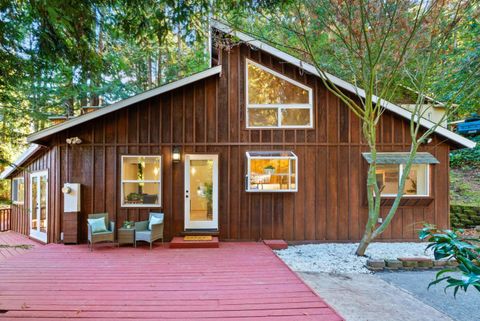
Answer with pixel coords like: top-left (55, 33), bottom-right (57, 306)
top-left (118, 227), bottom-right (135, 247)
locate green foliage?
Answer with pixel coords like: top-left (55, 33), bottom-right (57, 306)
top-left (419, 226), bottom-right (480, 297)
top-left (450, 167), bottom-right (480, 207)
top-left (451, 136), bottom-right (480, 168)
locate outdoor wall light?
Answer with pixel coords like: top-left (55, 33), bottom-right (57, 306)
top-left (172, 146), bottom-right (181, 163)
top-left (66, 137), bottom-right (82, 145)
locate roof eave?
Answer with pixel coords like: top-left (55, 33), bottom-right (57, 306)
top-left (27, 65), bottom-right (223, 143)
top-left (0, 144), bottom-right (42, 179)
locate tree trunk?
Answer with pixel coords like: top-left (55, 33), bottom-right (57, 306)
top-left (356, 232), bottom-right (373, 256)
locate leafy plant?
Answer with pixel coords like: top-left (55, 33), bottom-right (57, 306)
top-left (126, 193), bottom-right (142, 201)
top-left (419, 225), bottom-right (480, 297)
top-left (123, 220), bottom-right (134, 228)
top-left (451, 136), bottom-right (480, 168)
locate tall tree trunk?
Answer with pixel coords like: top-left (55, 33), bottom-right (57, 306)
top-left (147, 54), bottom-right (152, 88)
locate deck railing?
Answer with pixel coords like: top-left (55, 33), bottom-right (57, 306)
top-left (0, 207), bottom-right (11, 232)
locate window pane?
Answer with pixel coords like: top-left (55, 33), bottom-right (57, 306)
top-left (376, 165), bottom-right (399, 195)
top-left (248, 63), bottom-right (309, 104)
top-left (281, 108), bottom-right (311, 126)
top-left (12, 180), bottom-right (18, 202)
top-left (12, 179), bottom-right (24, 202)
top-left (18, 180), bottom-right (24, 203)
top-left (123, 156), bottom-right (161, 181)
top-left (123, 182), bottom-right (160, 205)
top-left (404, 164), bottom-right (428, 195)
top-left (189, 160), bottom-right (214, 221)
top-left (248, 108), bottom-right (278, 127)
top-left (248, 157), bottom-right (295, 191)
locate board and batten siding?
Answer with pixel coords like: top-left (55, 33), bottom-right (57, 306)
top-left (29, 43), bottom-right (452, 243)
top-left (9, 147), bottom-right (60, 243)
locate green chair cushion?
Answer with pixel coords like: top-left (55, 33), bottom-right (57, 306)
top-left (88, 217), bottom-right (107, 233)
top-left (148, 216), bottom-right (163, 230)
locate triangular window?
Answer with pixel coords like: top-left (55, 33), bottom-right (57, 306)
top-left (246, 59), bottom-right (313, 128)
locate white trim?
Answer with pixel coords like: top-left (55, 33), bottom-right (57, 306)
top-left (245, 59), bottom-right (313, 129)
top-left (27, 66), bottom-right (223, 143)
top-left (12, 177), bottom-right (24, 205)
top-left (184, 154), bottom-right (219, 230)
top-left (29, 170), bottom-right (48, 243)
top-left (245, 151), bottom-right (298, 192)
top-left (120, 155), bottom-right (162, 208)
top-left (0, 144), bottom-right (42, 179)
top-left (211, 20), bottom-right (475, 149)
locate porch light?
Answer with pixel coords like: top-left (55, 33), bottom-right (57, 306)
top-left (172, 146), bottom-right (181, 163)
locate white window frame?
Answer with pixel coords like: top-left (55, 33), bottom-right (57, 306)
top-left (12, 177), bottom-right (24, 205)
top-left (245, 59), bottom-right (314, 129)
top-left (245, 151), bottom-right (298, 192)
top-left (121, 155), bottom-right (162, 208)
top-left (377, 164), bottom-right (430, 197)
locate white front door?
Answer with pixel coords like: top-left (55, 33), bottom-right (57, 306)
top-left (30, 171), bottom-right (48, 242)
top-left (184, 154), bottom-right (218, 230)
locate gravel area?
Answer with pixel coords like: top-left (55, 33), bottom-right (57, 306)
top-left (276, 242), bottom-right (434, 274)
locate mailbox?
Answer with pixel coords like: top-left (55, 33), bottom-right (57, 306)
top-left (62, 183), bottom-right (81, 212)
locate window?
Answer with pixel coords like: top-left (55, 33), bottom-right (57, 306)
top-left (121, 156), bottom-right (162, 207)
top-left (12, 177), bottom-right (24, 204)
top-left (375, 164), bottom-right (429, 196)
top-left (246, 59), bottom-right (313, 128)
top-left (246, 151), bottom-right (297, 192)
top-left (363, 152), bottom-right (436, 197)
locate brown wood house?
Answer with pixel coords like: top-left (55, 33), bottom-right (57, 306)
top-left (1, 21), bottom-right (475, 244)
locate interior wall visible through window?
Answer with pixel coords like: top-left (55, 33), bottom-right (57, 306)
top-left (121, 156), bottom-right (162, 207)
top-left (375, 164), bottom-right (429, 196)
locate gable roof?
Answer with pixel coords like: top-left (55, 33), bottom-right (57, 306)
top-left (23, 21), bottom-right (475, 149)
top-left (0, 144), bottom-right (42, 179)
top-left (27, 65), bottom-right (222, 143)
top-left (211, 20), bottom-right (475, 149)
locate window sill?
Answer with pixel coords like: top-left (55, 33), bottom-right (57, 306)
top-left (121, 204), bottom-right (162, 208)
top-left (363, 196), bottom-right (434, 207)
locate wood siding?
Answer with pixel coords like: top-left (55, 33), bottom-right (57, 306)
top-left (10, 147), bottom-right (59, 242)
top-left (20, 43), bottom-right (451, 243)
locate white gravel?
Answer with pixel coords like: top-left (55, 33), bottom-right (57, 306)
top-left (275, 242), bottom-right (434, 274)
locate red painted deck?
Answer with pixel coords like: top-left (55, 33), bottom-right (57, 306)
top-left (0, 236), bottom-right (343, 320)
top-left (0, 231), bottom-right (36, 261)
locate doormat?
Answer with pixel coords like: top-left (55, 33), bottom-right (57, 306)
top-left (184, 236), bottom-right (212, 241)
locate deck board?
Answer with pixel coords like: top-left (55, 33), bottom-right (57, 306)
top-left (0, 237), bottom-right (343, 320)
top-left (0, 231), bottom-right (36, 261)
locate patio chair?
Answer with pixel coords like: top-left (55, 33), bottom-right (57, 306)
top-left (134, 212), bottom-right (164, 249)
top-left (87, 213), bottom-right (115, 251)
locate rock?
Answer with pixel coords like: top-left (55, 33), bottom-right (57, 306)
top-left (385, 259), bottom-right (403, 269)
top-left (417, 258), bottom-right (433, 268)
top-left (398, 257), bottom-right (419, 268)
top-left (367, 259), bottom-right (385, 270)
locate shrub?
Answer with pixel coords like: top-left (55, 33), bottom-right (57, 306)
top-left (419, 226), bottom-right (480, 297)
top-left (450, 135), bottom-right (480, 168)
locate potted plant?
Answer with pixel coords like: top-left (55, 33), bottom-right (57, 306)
top-left (123, 220), bottom-right (134, 229)
top-left (264, 165), bottom-right (275, 175)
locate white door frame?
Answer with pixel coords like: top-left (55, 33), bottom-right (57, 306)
top-left (184, 154), bottom-right (218, 230)
top-left (29, 170), bottom-right (48, 243)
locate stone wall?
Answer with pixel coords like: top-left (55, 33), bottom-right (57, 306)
top-left (450, 205), bottom-right (480, 228)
